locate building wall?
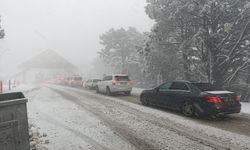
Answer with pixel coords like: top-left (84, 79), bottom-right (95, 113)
top-left (15, 68), bottom-right (78, 84)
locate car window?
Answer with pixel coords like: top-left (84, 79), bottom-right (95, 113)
top-left (103, 76), bottom-right (112, 81)
top-left (93, 79), bottom-right (100, 82)
top-left (159, 82), bottom-right (172, 91)
top-left (107, 76), bottom-right (112, 80)
top-left (115, 76), bottom-right (129, 81)
top-left (169, 82), bottom-right (189, 91)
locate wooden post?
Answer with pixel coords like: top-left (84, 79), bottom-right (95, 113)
top-left (0, 81), bottom-right (2, 94)
top-left (13, 80), bottom-right (16, 88)
top-left (9, 80), bottom-right (11, 91)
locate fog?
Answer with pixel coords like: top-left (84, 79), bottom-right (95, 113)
top-left (0, 0), bottom-right (154, 76)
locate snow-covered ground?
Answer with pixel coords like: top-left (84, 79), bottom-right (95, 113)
top-left (24, 85), bottom-right (250, 150)
top-left (27, 87), bottom-right (136, 150)
top-left (131, 87), bottom-right (144, 96)
top-left (68, 86), bottom-right (250, 149)
top-left (6, 84), bottom-right (247, 149)
top-left (2, 83), bottom-right (38, 93)
top-left (14, 83), bottom-right (38, 91)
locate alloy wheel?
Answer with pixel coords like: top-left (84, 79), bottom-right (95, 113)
top-left (106, 87), bottom-right (111, 96)
top-left (141, 96), bottom-right (149, 106)
top-left (182, 102), bottom-right (194, 117)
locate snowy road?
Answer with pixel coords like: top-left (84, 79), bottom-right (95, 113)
top-left (26, 85), bottom-right (250, 150)
top-left (82, 87), bottom-right (250, 137)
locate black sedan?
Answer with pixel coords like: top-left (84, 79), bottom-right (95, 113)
top-left (140, 81), bottom-right (241, 117)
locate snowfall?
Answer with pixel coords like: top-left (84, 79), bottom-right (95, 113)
top-left (3, 84), bottom-right (250, 150)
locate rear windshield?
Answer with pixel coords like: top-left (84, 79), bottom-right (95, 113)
top-left (115, 76), bottom-right (130, 81)
top-left (74, 77), bottom-right (82, 80)
top-left (191, 83), bottom-right (222, 91)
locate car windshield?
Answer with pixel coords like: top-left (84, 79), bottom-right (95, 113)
top-left (191, 83), bottom-right (222, 91)
top-left (115, 76), bottom-right (129, 81)
top-left (93, 79), bottom-right (101, 82)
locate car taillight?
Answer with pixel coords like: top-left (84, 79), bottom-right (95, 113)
top-left (112, 80), bottom-right (117, 86)
top-left (204, 96), bottom-right (222, 103)
top-left (235, 95), bottom-right (240, 102)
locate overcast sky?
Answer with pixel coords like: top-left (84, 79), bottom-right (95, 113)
top-left (0, 0), bottom-right (154, 75)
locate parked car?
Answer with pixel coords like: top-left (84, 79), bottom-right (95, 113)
top-left (70, 76), bottom-right (83, 87)
top-left (84, 79), bottom-right (101, 89)
top-left (96, 74), bottom-right (133, 96)
top-left (140, 80), bottom-right (241, 117)
top-left (62, 77), bottom-right (72, 86)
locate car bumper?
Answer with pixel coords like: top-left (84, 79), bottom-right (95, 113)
top-left (194, 103), bottom-right (241, 116)
top-left (110, 86), bottom-right (132, 93)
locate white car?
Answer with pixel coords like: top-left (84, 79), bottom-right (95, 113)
top-left (96, 74), bottom-right (133, 96)
top-left (84, 79), bottom-right (101, 89)
top-left (70, 76), bottom-right (83, 87)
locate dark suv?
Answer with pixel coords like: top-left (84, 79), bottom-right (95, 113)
top-left (140, 81), bottom-right (241, 117)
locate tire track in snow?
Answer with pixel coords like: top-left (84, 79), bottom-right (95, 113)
top-left (27, 87), bottom-right (110, 150)
top-left (38, 112), bottom-right (109, 150)
top-left (50, 87), bottom-right (158, 150)
top-left (82, 87), bottom-right (250, 137)
top-left (49, 85), bottom-right (244, 150)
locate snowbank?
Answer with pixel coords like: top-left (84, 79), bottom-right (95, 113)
top-left (29, 123), bottom-right (49, 150)
top-left (131, 87), bottom-right (144, 96)
top-left (2, 83), bottom-right (35, 93)
top-left (241, 102), bottom-right (250, 114)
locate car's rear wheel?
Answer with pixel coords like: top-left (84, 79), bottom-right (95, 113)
top-left (141, 95), bottom-right (149, 106)
top-left (182, 102), bottom-right (194, 117)
top-left (106, 87), bottom-right (112, 96)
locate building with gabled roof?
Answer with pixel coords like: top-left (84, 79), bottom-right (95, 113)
top-left (13, 49), bottom-right (80, 83)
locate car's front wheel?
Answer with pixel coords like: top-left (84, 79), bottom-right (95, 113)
top-left (182, 101), bottom-right (195, 117)
top-left (106, 87), bottom-right (112, 96)
top-left (140, 95), bottom-right (149, 106)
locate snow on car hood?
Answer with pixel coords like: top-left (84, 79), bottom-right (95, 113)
top-left (204, 91), bottom-right (234, 94)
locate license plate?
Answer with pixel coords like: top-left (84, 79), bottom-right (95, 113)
top-left (223, 97), bottom-right (235, 105)
top-left (224, 97), bottom-right (230, 102)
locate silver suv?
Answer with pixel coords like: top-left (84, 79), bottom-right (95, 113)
top-left (96, 74), bottom-right (133, 96)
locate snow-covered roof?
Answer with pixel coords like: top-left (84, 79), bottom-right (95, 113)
top-left (19, 49), bottom-right (78, 70)
top-left (108, 74), bottom-right (129, 76)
